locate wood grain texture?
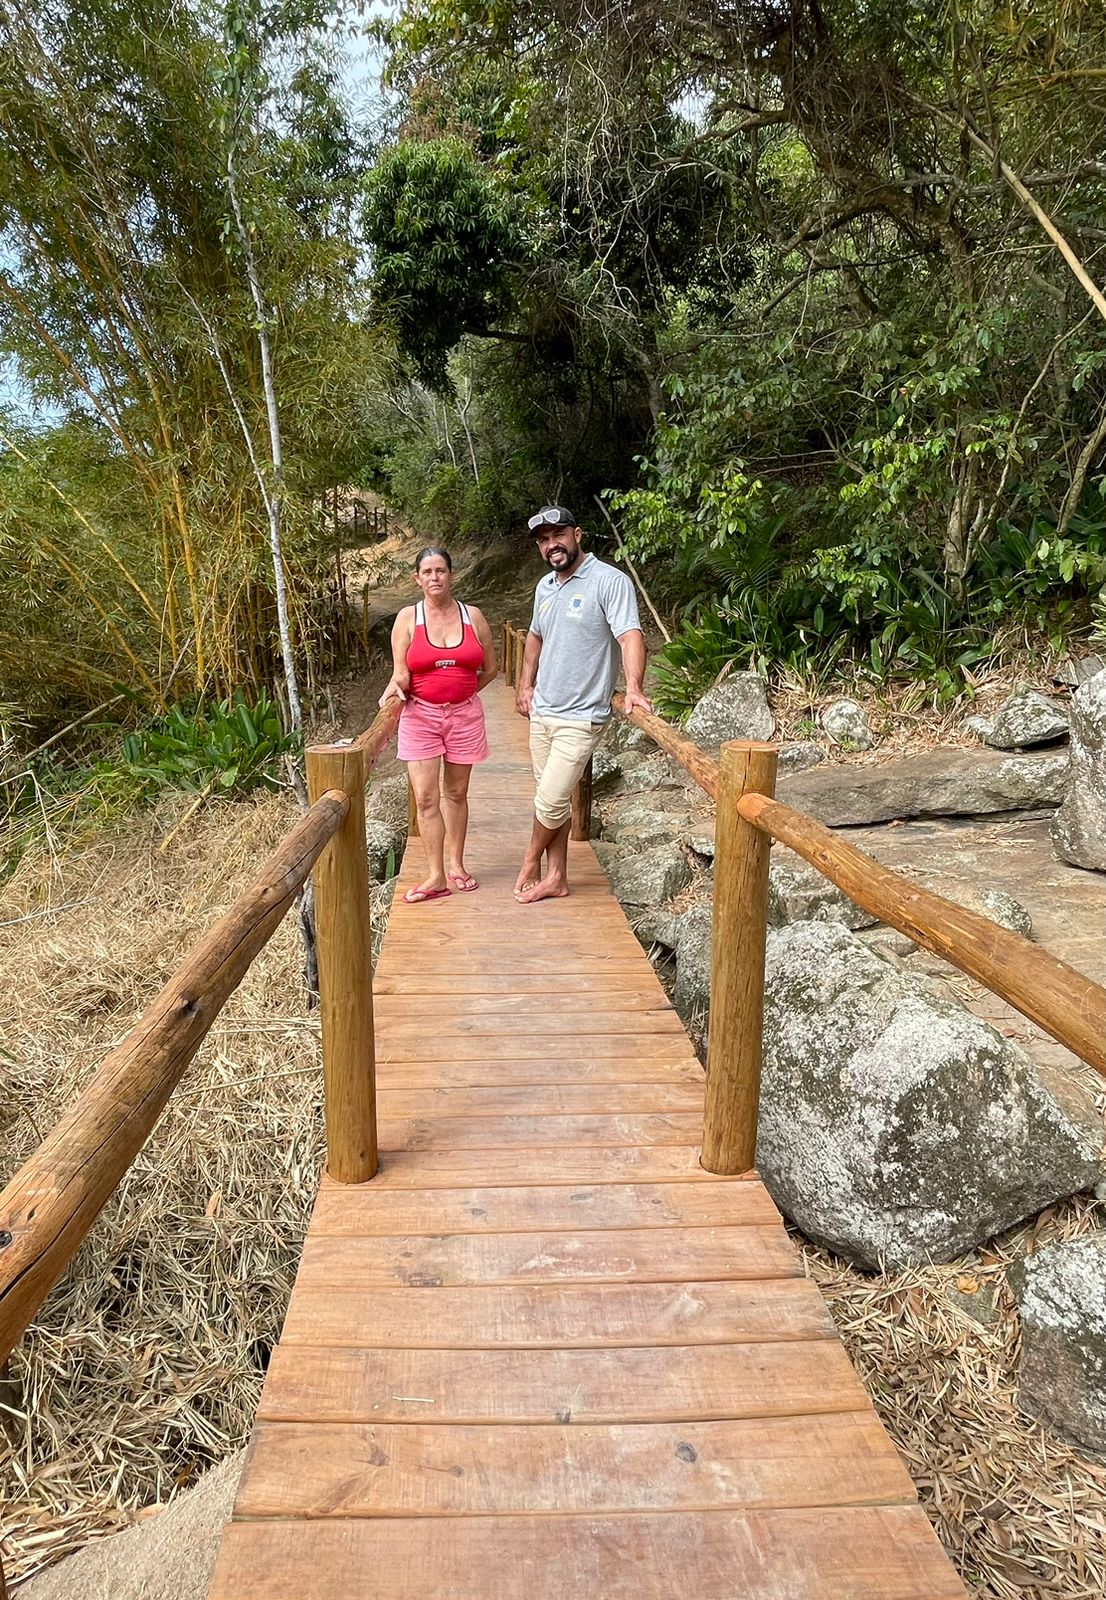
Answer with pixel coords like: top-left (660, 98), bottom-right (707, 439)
top-left (309, 1179), bottom-right (776, 1236)
top-left (209, 1507), bottom-right (967, 1599)
top-left (372, 1083), bottom-right (702, 1118)
top-left (295, 1224), bottom-right (799, 1289)
top-left (307, 745), bottom-right (379, 1185)
top-left (359, 1146), bottom-right (721, 1188)
top-left (702, 742), bottom-right (777, 1174)
top-left (375, 1112), bottom-right (705, 1149)
top-left (258, 1341), bottom-right (871, 1424)
top-left (278, 1278), bottom-right (835, 1349)
top-left (236, 1412), bottom-right (916, 1517)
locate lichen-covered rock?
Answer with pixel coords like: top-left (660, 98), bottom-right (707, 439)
top-left (962, 714), bottom-right (995, 743)
top-left (1051, 667), bottom-right (1106, 871)
top-left (631, 908), bottom-right (683, 952)
top-left (778, 741), bottom-right (826, 774)
top-left (365, 818), bottom-right (407, 882)
top-left (781, 746), bottom-right (1069, 825)
top-left (685, 673), bottom-right (774, 747)
top-left (672, 902), bottom-right (713, 1022)
top-left (1055, 653), bottom-right (1106, 688)
top-left (1011, 1233), bottom-right (1106, 1454)
top-left (768, 848), bottom-right (878, 931)
top-left (605, 843), bottom-right (691, 908)
top-left (984, 688), bottom-right (1069, 749)
top-left (945, 885), bottom-right (1034, 938)
top-left (756, 922), bottom-right (1105, 1270)
top-left (600, 792), bottom-right (693, 850)
top-left (820, 699), bottom-right (875, 750)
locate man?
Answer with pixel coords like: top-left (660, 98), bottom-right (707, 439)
top-left (513, 505), bottom-right (652, 904)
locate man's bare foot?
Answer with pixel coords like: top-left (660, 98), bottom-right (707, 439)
top-left (514, 877), bottom-right (569, 904)
top-left (514, 862), bottom-right (541, 894)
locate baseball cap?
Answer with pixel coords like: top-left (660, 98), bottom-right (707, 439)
top-left (527, 505), bottom-right (577, 532)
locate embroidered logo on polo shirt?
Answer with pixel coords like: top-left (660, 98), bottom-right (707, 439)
top-left (567, 593), bottom-right (585, 616)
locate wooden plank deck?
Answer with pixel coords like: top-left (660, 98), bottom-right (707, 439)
top-left (208, 682), bottom-right (967, 1600)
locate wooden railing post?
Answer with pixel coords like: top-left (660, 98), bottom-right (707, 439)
top-left (306, 744), bottom-right (378, 1184)
top-left (701, 741), bottom-right (778, 1175)
top-left (570, 756), bottom-right (593, 840)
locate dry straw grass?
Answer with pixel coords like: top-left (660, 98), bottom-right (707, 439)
top-left (0, 786), bottom-right (392, 1586)
top-left (804, 1192), bottom-right (1106, 1598)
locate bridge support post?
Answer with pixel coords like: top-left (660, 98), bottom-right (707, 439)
top-left (570, 757), bottom-right (593, 841)
top-left (306, 744), bottom-right (378, 1184)
top-left (701, 740), bottom-right (778, 1175)
top-left (502, 623), bottom-right (513, 685)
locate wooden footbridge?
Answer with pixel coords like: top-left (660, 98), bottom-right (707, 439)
top-left (6, 658), bottom-right (1106, 1597)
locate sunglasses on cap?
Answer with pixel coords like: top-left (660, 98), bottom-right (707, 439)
top-left (527, 505), bottom-right (577, 532)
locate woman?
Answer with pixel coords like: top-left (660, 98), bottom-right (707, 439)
top-left (379, 547), bottom-right (497, 902)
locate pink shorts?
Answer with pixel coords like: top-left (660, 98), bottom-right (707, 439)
top-left (397, 694), bottom-right (489, 764)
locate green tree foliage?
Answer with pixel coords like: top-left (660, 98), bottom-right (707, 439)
top-left (361, 138), bottom-right (526, 388)
top-left (372, 0), bottom-right (1106, 701)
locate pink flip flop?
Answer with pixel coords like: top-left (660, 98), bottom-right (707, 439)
top-left (403, 885), bottom-right (451, 904)
top-left (448, 872), bottom-right (479, 892)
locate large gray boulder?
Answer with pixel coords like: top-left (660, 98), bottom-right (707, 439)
top-left (685, 673), bottom-right (774, 747)
top-left (983, 687), bottom-right (1069, 749)
top-left (778, 740), bottom-right (826, 775)
top-left (756, 922), bottom-right (1105, 1270)
top-left (1051, 668), bottom-right (1106, 870)
top-left (768, 848), bottom-right (878, 931)
top-left (780, 746), bottom-right (1069, 826)
top-left (672, 902), bottom-right (713, 1023)
top-left (600, 791), bottom-right (693, 850)
top-left (1011, 1233), bottom-right (1106, 1454)
top-left (605, 843), bottom-right (691, 908)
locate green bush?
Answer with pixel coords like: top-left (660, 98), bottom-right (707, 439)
top-left (113, 693), bottom-right (297, 797)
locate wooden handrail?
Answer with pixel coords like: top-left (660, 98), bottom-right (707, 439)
top-left (0, 791), bottom-right (349, 1364)
top-left (611, 691), bottom-right (721, 796)
top-left (738, 790), bottom-right (1106, 1079)
top-left (351, 696), bottom-right (403, 781)
top-left (602, 694), bottom-right (1106, 1085)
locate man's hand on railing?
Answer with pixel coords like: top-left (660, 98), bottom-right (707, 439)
top-left (622, 688), bottom-right (653, 716)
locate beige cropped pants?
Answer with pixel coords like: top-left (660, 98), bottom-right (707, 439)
top-left (529, 715), bottom-right (605, 827)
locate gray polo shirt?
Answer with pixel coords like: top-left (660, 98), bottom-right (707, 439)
top-left (529, 554), bottom-right (641, 722)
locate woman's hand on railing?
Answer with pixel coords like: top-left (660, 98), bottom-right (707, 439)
top-left (378, 675), bottom-right (408, 708)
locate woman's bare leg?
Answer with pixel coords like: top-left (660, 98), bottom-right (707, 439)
top-left (441, 760), bottom-right (475, 886)
top-left (408, 758), bottom-right (446, 891)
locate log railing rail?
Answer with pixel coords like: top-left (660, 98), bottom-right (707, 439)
top-left (606, 687), bottom-right (1106, 1173)
top-left (0, 698), bottom-right (403, 1374)
top-left (503, 615), bottom-right (1106, 1171)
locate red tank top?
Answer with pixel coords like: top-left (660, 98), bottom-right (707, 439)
top-left (405, 601), bottom-right (484, 704)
